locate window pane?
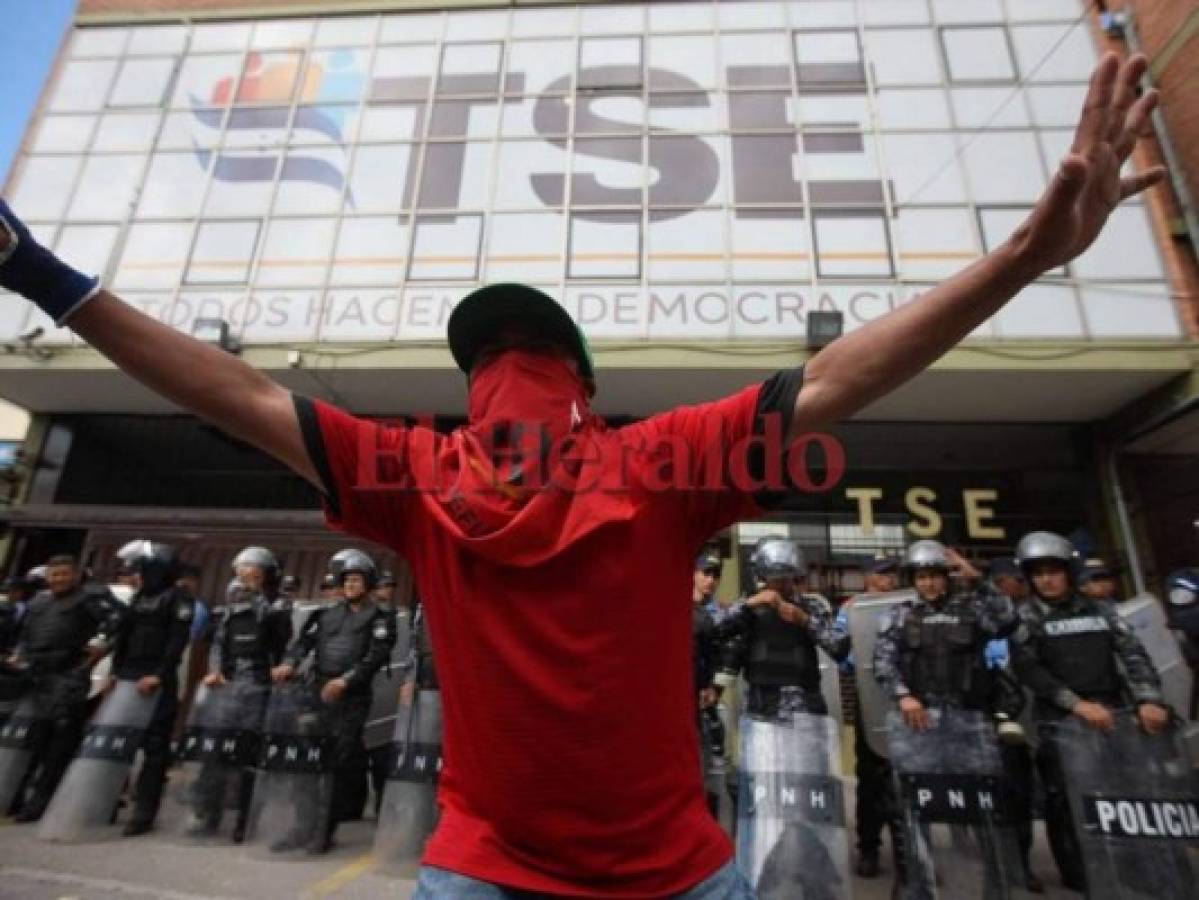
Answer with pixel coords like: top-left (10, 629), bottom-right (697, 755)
top-left (804, 131), bottom-right (884, 206)
top-left (331, 216), bottom-right (409, 286)
top-left (9, 156), bottom-right (83, 220)
top-left (494, 140), bottom-right (565, 209)
top-left (1026, 84), bottom-right (1088, 127)
top-left (319, 289), bottom-right (401, 342)
top-left (222, 107), bottom-right (290, 149)
top-left (1010, 24), bottom-right (1096, 82)
top-left (69, 28), bottom-right (128, 58)
top-left (256, 217), bottom-right (336, 286)
top-left (418, 141), bottom-right (493, 209)
top-left (251, 19), bottom-right (314, 50)
top-left (237, 51), bottom-right (305, 104)
top-left (730, 210), bottom-right (810, 279)
top-left (794, 30), bottom-right (865, 90)
top-left (992, 284), bottom-right (1082, 338)
top-left (580, 5), bottom-right (643, 34)
top-left (68, 154), bottom-right (144, 221)
top-left (814, 211), bottom-right (892, 277)
top-left (360, 104), bottom-right (426, 142)
top-left (1006, 0), bottom-right (1086, 22)
top-left (875, 89), bottom-right (952, 129)
top-left (371, 46), bottom-right (437, 101)
top-left (114, 221), bottom-right (194, 289)
top-left (191, 22), bottom-right (251, 53)
top-left (571, 138), bottom-right (643, 205)
top-left (882, 133), bottom-right (967, 204)
top-left (429, 99), bottom-right (501, 138)
top-left (187, 220), bottom-right (261, 284)
top-left (379, 13), bottom-right (444, 44)
top-left (273, 148), bottom-right (349, 214)
top-left (787, 2), bottom-right (856, 27)
top-left (648, 36), bottom-right (717, 89)
top-left (1080, 285), bottom-right (1181, 338)
top-left (575, 92), bottom-right (642, 134)
top-left (961, 132), bottom-right (1045, 202)
top-left (55, 224), bottom-right (120, 278)
top-left (439, 43), bottom-right (502, 95)
top-left (137, 152), bottom-right (210, 218)
top-left (650, 134), bottom-right (726, 206)
top-left (506, 39), bottom-right (575, 96)
top-left (859, 1), bottom-right (930, 26)
top-left (93, 112), bottom-right (160, 152)
top-left (580, 37), bottom-right (642, 90)
top-left (864, 29), bottom-right (943, 85)
top-left (408, 214), bottom-right (482, 280)
top-left (893, 208), bottom-right (979, 278)
top-left (109, 57), bottom-right (177, 107)
top-left (292, 104), bottom-right (362, 146)
top-left (49, 60), bottom-right (119, 112)
top-left (30, 116), bottom-right (97, 153)
top-left (932, 0), bottom-right (1004, 23)
top-left (1072, 206), bottom-right (1164, 280)
top-left (649, 2), bottom-right (714, 31)
top-left (348, 144), bottom-right (415, 212)
top-left (942, 27), bottom-right (1016, 82)
top-left (304, 49), bottom-right (370, 104)
top-left (486, 212), bottom-right (564, 282)
top-left (647, 209), bottom-right (724, 281)
top-left (511, 7), bottom-right (576, 38)
top-left (722, 33), bottom-right (791, 88)
top-left (446, 10), bottom-right (508, 41)
top-left (950, 86), bottom-right (1029, 127)
top-left (717, 2), bottom-right (786, 30)
top-left (128, 25), bottom-right (188, 56)
top-left (569, 211), bottom-right (640, 278)
top-left (314, 16), bottom-right (377, 47)
top-left (172, 54), bottom-right (244, 108)
top-left (160, 111), bottom-right (219, 150)
top-left (203, 166), bottom-right (275, 217)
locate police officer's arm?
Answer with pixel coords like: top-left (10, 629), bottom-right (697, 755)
top-left (82, 585), bottom-right (125, 657)
top-left (0, 210), bottom-right (320, 490)
top-left (799, 597), bottom-right (851, 662)
top-left (156, 595), bottom-right (194, 681)
top-left (206, 608), bottom-right (229, 678)
top-left (973, 581), bottom-right (1018, 639)
top-left (787, 54), bottom-right (1163, 440)
top-left (344, 611), bottom-right (397, 690)
top-left (872, 611), bottom-right (911, 700)
top-left (266, 601), bottom-right (295, 667)
top-left (1102, 605), bottom-right (1166, 709)
top-left (714, 609), bottom-right (749, 682)
top-left (282, 608), bottom-right (322, 670)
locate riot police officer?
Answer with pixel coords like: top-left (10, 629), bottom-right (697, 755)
top-left (110, 541), bottom-right (195, 836)
top-left (188, 547), bottom-right (292, 842)
top-left (874, 540), bottom-right (1023, 893)
top-left (270, 549), bottom-right (395, 853)
top-left (8, 555), bottom-right (122, 822)
top-left (719, 540), bottom-right (849, 720)
top-left (1010, 531), bottom-right (1169, 893)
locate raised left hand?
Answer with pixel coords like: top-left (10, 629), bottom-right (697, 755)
top-left (1008, 53), bottom-right (1166, 275)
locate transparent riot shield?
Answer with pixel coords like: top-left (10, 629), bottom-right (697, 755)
top-left (701, 705), bottom-right (736, 836)
top-left (173, 680), bottom-right (268, 840)
top-left (243, 681), bottom-right (333, 857)
top-left (1044, 715), bottom-right (1198, 899)
top-left (736, 712), bottom-right (851, 900)
top-left (364, 609), bottom-right (413, 753)
top-left (373, 687), bottom-right (443, 874)
top-left (37, 679), bottom-right (159, 842)
top-left (887, 707), bottom-right (1028, 900)
top-left (0, 693), bottom-right (44, 812)
top-left (1119, 597), bottom-right (1193, 727)
top-left (849, 590), bottom-right (916, 759)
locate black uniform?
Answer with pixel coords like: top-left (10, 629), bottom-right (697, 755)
top-left (284, 599), bottom-right (396, 844)
top-left (191, 594), bottom-right (292, 834)
top-left (1011, 593), bottom-right (1165, 891)
top-left (111, 585), bottom-right (195, 829)
top-left (719, 594), bottom-right (849, 718)
top-left (12, 584), bottom-right (122, 817)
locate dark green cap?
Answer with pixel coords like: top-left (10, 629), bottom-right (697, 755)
top-left (447, 283), bottom-right (595, 386)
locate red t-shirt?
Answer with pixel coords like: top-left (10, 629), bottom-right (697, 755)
top-left (294, 369), bottom-right (802, 897)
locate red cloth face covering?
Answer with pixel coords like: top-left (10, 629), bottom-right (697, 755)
top-left (418, 350), bottom-right (639, 568)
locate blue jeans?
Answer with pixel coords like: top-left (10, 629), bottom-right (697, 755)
top-left (413, 861), bottom-right (754, 899)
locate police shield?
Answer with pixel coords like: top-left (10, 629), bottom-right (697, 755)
top-left (849, 590), bottom-right (916, 758)
top-left (37, 679), bottom-right (159, 842)
top-left (1119, 596), bottom-right (1193, 728)
top-left (887, 707), bottom-right (1027, 899)
top-left (373, 687), bottom-right (443, 873)
top-left (363, 608), bottom-right (413, 752)
top-left (0, 693), bottom-right (44, 813)
top-left (174, 680), bottom-right (268, 838)
top-left (1044, 715), bottom-right (1198, 899)
top-left (736, 712), bottom-right (850, 900)
top-left (244, 681), bottom-right (333, 856)
top-left (701, 706), bottom-right (735, 836)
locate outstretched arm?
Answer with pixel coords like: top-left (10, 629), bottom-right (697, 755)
top-left (788, 53), bottom-right (1166, 440)
top-left (0, 209), bottom-right (317, 489)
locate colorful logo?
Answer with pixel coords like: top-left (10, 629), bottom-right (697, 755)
top-left (191, 50), bottom-right (364, 197)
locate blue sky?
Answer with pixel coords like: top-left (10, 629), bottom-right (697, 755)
top-left (0, 0), bottom-right (78, 185)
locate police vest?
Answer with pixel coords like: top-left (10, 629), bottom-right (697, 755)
top-left (117, 588), bottom-right (191, 678)
top-left (22, 588), bottom-right (99, 673)
top-left (744, 605), bottom-right (819, 689)
top-left (901, 598), bottom-right (987, 707)
top-left (316, 601), bottom-right (381, 678)
top-left (220, 601), bottom-right (273, 680)
top-left (1037, 596), bottom-right (1121, 701)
